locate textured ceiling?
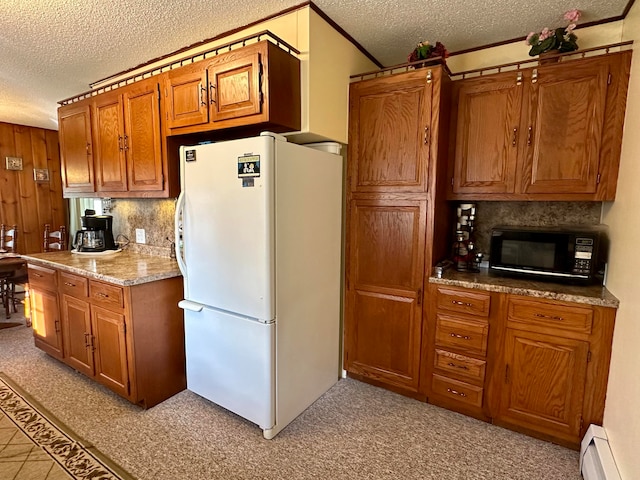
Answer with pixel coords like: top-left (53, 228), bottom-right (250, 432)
top-left (0, 0), bottom-right (630, 130)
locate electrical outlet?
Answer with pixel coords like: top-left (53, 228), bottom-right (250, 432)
top-left (135, 228), bottom-right (146, 244)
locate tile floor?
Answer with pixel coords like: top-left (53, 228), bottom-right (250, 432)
top-left (0, 411), bottom-right (71, 480)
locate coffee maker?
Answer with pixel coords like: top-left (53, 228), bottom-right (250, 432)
top-left (74, 209), bottom-right (117, 252)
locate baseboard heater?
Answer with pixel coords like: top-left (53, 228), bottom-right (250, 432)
top-left (580, 425), bottom-right (621, 480)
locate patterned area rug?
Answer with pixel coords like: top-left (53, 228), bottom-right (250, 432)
top-left (0, 373), bottom-right (134, 480)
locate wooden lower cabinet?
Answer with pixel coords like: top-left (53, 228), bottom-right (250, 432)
top-left (29, 265), bottom-right (64, 359)
top-left (30, 265), bottom-right (186, 408)
top-left (422, 284), bottom-right (616, 449)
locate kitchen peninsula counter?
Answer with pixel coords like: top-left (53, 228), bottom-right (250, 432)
top-left (22, 250), bottom-right (181, 286)
top-left (430, 268), bottom-right (619, 308)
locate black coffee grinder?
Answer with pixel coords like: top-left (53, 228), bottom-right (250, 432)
top-left (74, 209), bottom-right (117, 252)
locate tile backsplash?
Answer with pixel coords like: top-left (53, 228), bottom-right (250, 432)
top-left (109, 198), bottom-right (176, 257)
top-left (468, 201), bottom-right (603, 256)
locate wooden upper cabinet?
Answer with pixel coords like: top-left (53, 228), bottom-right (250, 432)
top-left (58, 100), bottom-right (95, 194)
top-left (448, 51), bottom-right (632, 201)
top-left (124, 78), bottom-right (164, 192)
top-left (451, 71), bottom-right (522, 194)
top-left (93, 91), bottom-right (127, 193)
top-left (208, 48), bottom-right (262, 122)
top-left (521, 58), bottom-right (608, 194)
top-left (348, 69), bottom-right (435, 193)
top-left (165, 63), bottom-right (209, 128)
top-left (164, 40), bottom-right (300, 134)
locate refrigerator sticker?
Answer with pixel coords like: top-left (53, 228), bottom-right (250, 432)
top-left (185, 150), bottom-right (196, 162)
top-left (238, 155), bottom-right (260, 178)
top-left (242, 178), bottom-right (255, 188)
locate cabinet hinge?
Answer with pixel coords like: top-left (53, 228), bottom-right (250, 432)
top-left (451, 177), bottom-right (454, 187)
top-left (123, 322), bottom-right (126, 335)
top-left (596, 173), bottom-right (601, 185)
top-left (587, 350), bottom-right (592, 362)
top-left (607, 72), bottom-right (612, 85)
top-left (505, 364), bottom-right (510, 384)
top-left (260, 91), bottom-right (264, 105)
top-left (417, 288), bottom-right (422, 306)
top-left (157, 90), bottom-right (160, 101)
top-left (127, 379), bottom-right (130, 392)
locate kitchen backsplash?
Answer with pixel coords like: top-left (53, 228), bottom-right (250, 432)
top-left (109, 198), bottom-right (176, 257)
top-left (469, 201), bottom-right (603, 256)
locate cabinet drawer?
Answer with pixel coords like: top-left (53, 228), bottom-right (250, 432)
top-left (431, 374), bottom-right (483, 408)
top-left (508, 296), bottom-right (593, 334)
top-left (434, 349), bottom-right (486, 384)
top-left (436, 286), bottom-right (491, 317)
top-left (59, 272), bottom-right (88, 298)
top-left (435, 314), bottom-right (488, 356)
top-left (28, 264), bottom-right (57, 290)
top-left (89, 280), bottom-right (124, 310)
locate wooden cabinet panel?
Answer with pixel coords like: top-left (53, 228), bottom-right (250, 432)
top-left (165, 63), bottom-right (209, 128)
top-left (435, 314), bottom-right (488, 356)
top-left (521, 59), bottom-right (609, 194)
top-left (30, 287), bottom-right (63, 359)
top-left (451, 71), bottom-right (521, 194)
top-left (498, 328), bottom-right (589, 441)
top-left (91, 305), bottom-right (129, 398)
top-left (436, 285), bottom-right (491, 317)
top-left (61, 294), bottom-right (93, 376)
top-left (345, 198), bottom-right (427, 392)
top-left (348, 70), bottom-right (434, 192)
top-left (208, 50), bottom-right (261, 122)
top-left (124, 80), bottom-right (163, 192)
top-left (58, 102), bottom-right (94, 194)
top-left (89, 280), bottom-right (124, 311)
top-left (349, 200), bottom-right (426, 290)
top-left (59, 271), bottom-right (88, 299)
top-left (431, 374), bottom-right (483, 407)
top-left (434, 349), bottom-right (486, 384)
top-left (507, 296), bottom-right (593, 335)
top-left (93, 92), bottom-right (127, 193)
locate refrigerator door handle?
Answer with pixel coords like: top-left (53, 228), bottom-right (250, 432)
top-left (175, 190), bottom-right (187, 278)
top-left (178, 300), bottom-right (204, 312)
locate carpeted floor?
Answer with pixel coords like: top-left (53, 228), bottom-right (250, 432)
top-left (0, 315), bottom-right (582, 480)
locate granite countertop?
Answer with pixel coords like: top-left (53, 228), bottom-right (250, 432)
top-left (22, 250), bottom-right (182, 287)
top-left (430, 268), bottom-right (619, 308)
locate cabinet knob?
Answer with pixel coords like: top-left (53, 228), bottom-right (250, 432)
top-left (450, 332), bottom-right (471, 341)
top-left (452, 300), bottom-right (473, 307)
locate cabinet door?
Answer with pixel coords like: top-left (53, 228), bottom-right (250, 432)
top-left (521, 59), bottom-right (609, 194)
top-left (498, 328), bottom-right (588, 441)
top-left (348, 71), bottom-right (433, 193)
top-left (61, 295), bottom-right (94, 377)
top-left (165, 63), bottom-right (209, 128)
top-left (93, 92), bottom-right (127, 192)
top-left (344, 198), bottom-right (427, 392)
top-left (58, 102), bottom-right (95, 194)
top-left (208, 49), bottom-right (261, 122)
top-left (91, 305), bottom-right (130, 398)
top-left (451, 71), bottom-right (522, 194)
top-left (123, 80), bottom-right (164, 192)
top-left (30, 287), bottom-right (63, 359)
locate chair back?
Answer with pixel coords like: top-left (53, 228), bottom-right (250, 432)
top-left (44, 224), bottom-right (67, 252)
top-left (0, 224), bottom-right (18, 253)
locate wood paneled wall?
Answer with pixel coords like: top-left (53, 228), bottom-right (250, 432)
top-left (0, 122), bottom-right (67, 254)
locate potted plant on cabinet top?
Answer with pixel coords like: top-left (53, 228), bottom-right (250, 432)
top-left (525, 9), bottom-right (581, 60)
top-left (407, 40), bottom-right (449, 67)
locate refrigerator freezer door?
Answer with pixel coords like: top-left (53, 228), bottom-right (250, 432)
top-left (184, 305), bottom-right (275, 429)
top-left (180, 137), bottom-right (275, 321)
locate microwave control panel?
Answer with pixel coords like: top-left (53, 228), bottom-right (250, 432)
top-left (573, 237), bottom-right (594, 274)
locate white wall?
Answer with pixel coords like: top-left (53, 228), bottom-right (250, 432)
top-left (600, 2), bottom-right (640, 478)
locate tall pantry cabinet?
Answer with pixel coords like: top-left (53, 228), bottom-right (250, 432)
top-left (344, 66), bottom-right (451, 397)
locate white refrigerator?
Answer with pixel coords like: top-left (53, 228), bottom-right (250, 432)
top-left (175, 132), bottom-right (343, 439)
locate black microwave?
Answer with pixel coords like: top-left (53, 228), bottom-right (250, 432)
top-left (489, 225), bottom-right (608, 284)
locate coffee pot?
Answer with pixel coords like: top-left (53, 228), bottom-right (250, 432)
top-left (74, 209), bottom-right (116, 252)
